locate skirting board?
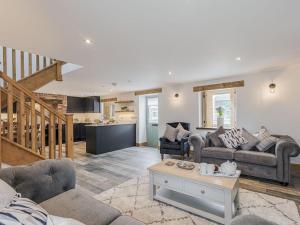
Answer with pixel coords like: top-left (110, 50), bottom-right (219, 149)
top-left (136, 142), bottom-right (148, 147)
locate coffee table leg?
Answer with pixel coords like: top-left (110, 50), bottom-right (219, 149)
top-left (224, 189), bottom-right (233, 225)
top-left (149, 172), bottom-right (155, 200)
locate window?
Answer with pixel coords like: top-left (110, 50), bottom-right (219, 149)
top-left (201, 88), bottom-right (237, 129)
top-left (147, 97), bottom-right (158, 124)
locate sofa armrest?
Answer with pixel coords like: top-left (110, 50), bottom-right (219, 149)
top-left (188, 134), bottom-right (205, 163)
top-left (275, 136), bottom-right (300, 183)
top-left (0, 159), bottom-right (76, 204)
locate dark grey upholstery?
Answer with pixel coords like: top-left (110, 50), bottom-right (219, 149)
top-left (0, 160), bottom-right (146, 225)
top-left (0, 159), bottom-right (75, 203)
top-left (189, 134), bottom-right (300, 183)
top-left (231, 215), bottom-right (278, 225)
top-left (40, 189), bottom-right (121, 225)
top-left (160, 122), bottom-right (191, 159)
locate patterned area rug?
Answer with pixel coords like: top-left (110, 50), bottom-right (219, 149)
top-left (94, 176), bottom-right (300, 225)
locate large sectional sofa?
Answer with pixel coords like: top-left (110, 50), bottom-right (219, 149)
top-left (0, 159), bottom-right (145, 225)
top-left (189, 134), bottom-right (300, 184)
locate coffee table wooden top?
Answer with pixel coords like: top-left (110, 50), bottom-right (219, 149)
top-left (148, 159), bottom-right (239, 190)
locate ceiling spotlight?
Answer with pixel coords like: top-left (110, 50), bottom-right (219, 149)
top-left (85, 39), bottom-right (92, 44)
top-left (235, 57), bottom-right (241, 61)
top-left (168, 71), bottom-right (173, 76)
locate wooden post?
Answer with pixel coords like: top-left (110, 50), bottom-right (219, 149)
top-left (40, 107), bottom-right (45, 157)
top-left (58, 118), bottom-right (62, 159)
top-left (49, 113), bottom-right (55, 159)
top-left (36, 55), bottom-right (40, 71)
top-left (56, 61), bottom-right (63, 81)
top-left (28, 53), bottom-right (32, 75)
top-left (65, 114), bottom-right (73, 159)
top-left (25, 110), bottom-right (30, 148)
top-left (31, 99), bottom-right (36, 152)
top-left (21, 51), bottom-right (25, 79)
top-left (12, 49), bottom-right (16, 81)
top-left (17, 92), bottom-right (25, 146)
top-left (7, 83), bottom-right (14, 141)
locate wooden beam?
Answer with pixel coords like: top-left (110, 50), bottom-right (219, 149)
top-left (20, 51), bottom-right (25, 79)
top-left (55, 61), bottom-right (63, 81)
top-left (193, 80), bottom-right (245, 92)
top-left (12, 49), bottom-right (16, 80)
top-left (134, 88), bottom-right (162, 96)
top-left (100, 97), bottom-right (117, 103)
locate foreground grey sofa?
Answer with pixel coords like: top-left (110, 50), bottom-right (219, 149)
top-left (0, 159), bottom-right (145, 225)
top-left (189, 134), bottom-right (300, 184)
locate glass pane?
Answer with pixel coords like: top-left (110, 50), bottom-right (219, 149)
top-left (147, 97), bottom-right (158, 123)
top-left (212, 93), bottom-right (232, 128)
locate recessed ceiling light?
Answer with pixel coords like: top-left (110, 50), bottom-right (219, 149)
top-left (85, 39), bottom-right (92, 44)
top-left (168, 71), bottom-right (173, 76)
top-left (235, 57), bottom-right (241, 61)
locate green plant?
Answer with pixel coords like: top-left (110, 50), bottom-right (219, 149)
top-left (216, 106), bottom-right (225, 117)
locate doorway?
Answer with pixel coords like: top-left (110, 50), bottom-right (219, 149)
top-left (146, 96), bottom-right (159, 147)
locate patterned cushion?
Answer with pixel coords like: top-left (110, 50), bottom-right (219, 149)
top-left (0, 197), bottom-right (49, 225)
top-left (255, 126), bottom-right (278, 151)
top-left (176, 123), bottom-right (191, 141)
top-left (219, 128), bottom-right (248, 149)
top-left (0, 179), bottom-right (18, 210)
top-left (163, 124), bottom-right (179, 142)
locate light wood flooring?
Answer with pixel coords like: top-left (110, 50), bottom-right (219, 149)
top-left (73, 142), bottom-right (300, 212)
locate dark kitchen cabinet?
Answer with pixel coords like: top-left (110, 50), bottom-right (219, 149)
top-left (73, 123), bottom-right (90, 142)
top-left (67, 96), bottom-right (101, 113)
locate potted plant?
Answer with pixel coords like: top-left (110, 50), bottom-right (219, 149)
top-left (216, 106), bottom-right (225, 127)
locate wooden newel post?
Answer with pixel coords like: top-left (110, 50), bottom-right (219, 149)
top-left (65, 114), bottom-right (74, 159)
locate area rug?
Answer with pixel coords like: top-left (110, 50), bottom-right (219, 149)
top-left (94, 176), bottom-right (300, 225)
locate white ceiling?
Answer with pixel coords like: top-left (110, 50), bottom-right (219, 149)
top-left (1, 0), bottom-right (300, 96)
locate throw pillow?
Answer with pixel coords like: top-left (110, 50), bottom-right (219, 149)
top-left (255, 126), bottom-right (278, 151)
top-left (163, 124), bottom-right (179, 142)
top-left (0, 197), bottom-right (49, 225)
top-left (219, 128), bottom-right (248, 149)
top-left (0, 179), bottom-right (18, 209)
top-left (240, 128), bottom-right (260, 150)
top-left (207, 126), bottom-right (225, 147)
top-left (176, 123), bottom-right (191, 141)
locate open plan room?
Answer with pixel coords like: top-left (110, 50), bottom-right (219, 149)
top-left (0, 1), bottom-right (300, 225)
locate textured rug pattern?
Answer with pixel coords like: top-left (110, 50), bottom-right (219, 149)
top-left (94, 176), bottom-right (300, 225)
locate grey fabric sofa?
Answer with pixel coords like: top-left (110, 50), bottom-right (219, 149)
top-left (0, 159), bottom-right (145, 225)
top-left (189, 134), bottom-right (300, 184)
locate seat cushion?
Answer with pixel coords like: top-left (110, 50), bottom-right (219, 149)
top-left (202, 147), bottom-right (236, 160)
top-left (234, 150), bottom-right (277, 166)
top-left (161, 141), bottom-right (181, 150)
top-left (40, 189), bottom-right (120, 225)
top-left (110, 216), bottom-right (145, 225)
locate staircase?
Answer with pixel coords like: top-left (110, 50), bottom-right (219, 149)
top-left (0, 46), bottom-right (74, 166)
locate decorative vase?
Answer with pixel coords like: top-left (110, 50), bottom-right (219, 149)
top-left (217, 117), bottom-right (224, 128)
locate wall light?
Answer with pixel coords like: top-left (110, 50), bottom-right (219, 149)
top-left (269, 82), bottom-right (276, 93)
top-left (174, 93), bottom-right (179, 98)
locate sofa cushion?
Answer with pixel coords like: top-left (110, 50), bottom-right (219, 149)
top-left (202, 147), bottom-right (236, 160)
top-left (234, 150), bottom-right (277, 166)
top-left (110, 216), bottom-right (145, 225)
top-left (241, 128), bottom-right (260, 150)
top-left (40, 189), bottom-right (121, 225)
top-left (219, 128), bottom-right (248, 148)
top-left (176, 123), bottom-right (191, 141)
top-left (163, 124), bottom-right (179, 142)
top-left (207, 126), bottom-right (225, 147)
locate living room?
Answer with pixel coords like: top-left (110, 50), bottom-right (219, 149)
top-left (1, 1), bottom-right (300, 225)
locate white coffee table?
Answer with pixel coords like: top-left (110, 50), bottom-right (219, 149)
top-left (148, 159), bottom-right (240, 225)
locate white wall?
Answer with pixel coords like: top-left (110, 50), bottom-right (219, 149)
top-left (158, 63), bottom-right (300, 164)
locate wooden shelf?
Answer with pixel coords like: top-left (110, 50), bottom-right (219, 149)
top-left (115, 110), bottom-right (135, 113)
top-left (115, 100), bottom-right (134, 104)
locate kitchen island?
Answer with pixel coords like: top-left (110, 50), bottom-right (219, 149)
top-left (85, 123), bottom-right (136, 154)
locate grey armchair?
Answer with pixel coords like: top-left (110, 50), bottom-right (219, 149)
top-left (160, 122), bottom-right (191, 160)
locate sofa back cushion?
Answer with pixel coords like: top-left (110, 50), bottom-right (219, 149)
top-left (241, 128), bottom-right (260, 150)
top-left (255, 126), bottom-right (278, 151)
top-left (207, 126), bottom-right (225, 147)
top-left (163, 124), bottom-right (179, 142)
top-left (219, 128), bottom-right (248, 149)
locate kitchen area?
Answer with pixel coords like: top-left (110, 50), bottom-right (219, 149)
top-left (66, 95), bottom-right (137, 155)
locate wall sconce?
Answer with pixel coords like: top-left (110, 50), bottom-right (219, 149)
top-left (174, 93), bottom-right (179, 98)
top-left (269, 83), bottom-right (276, 93)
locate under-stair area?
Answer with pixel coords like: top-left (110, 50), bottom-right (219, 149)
top-left (0, 46), bottom-right (75, 167)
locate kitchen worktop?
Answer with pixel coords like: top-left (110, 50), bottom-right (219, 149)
top-left (85, 122), bottom-right (136, 127)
